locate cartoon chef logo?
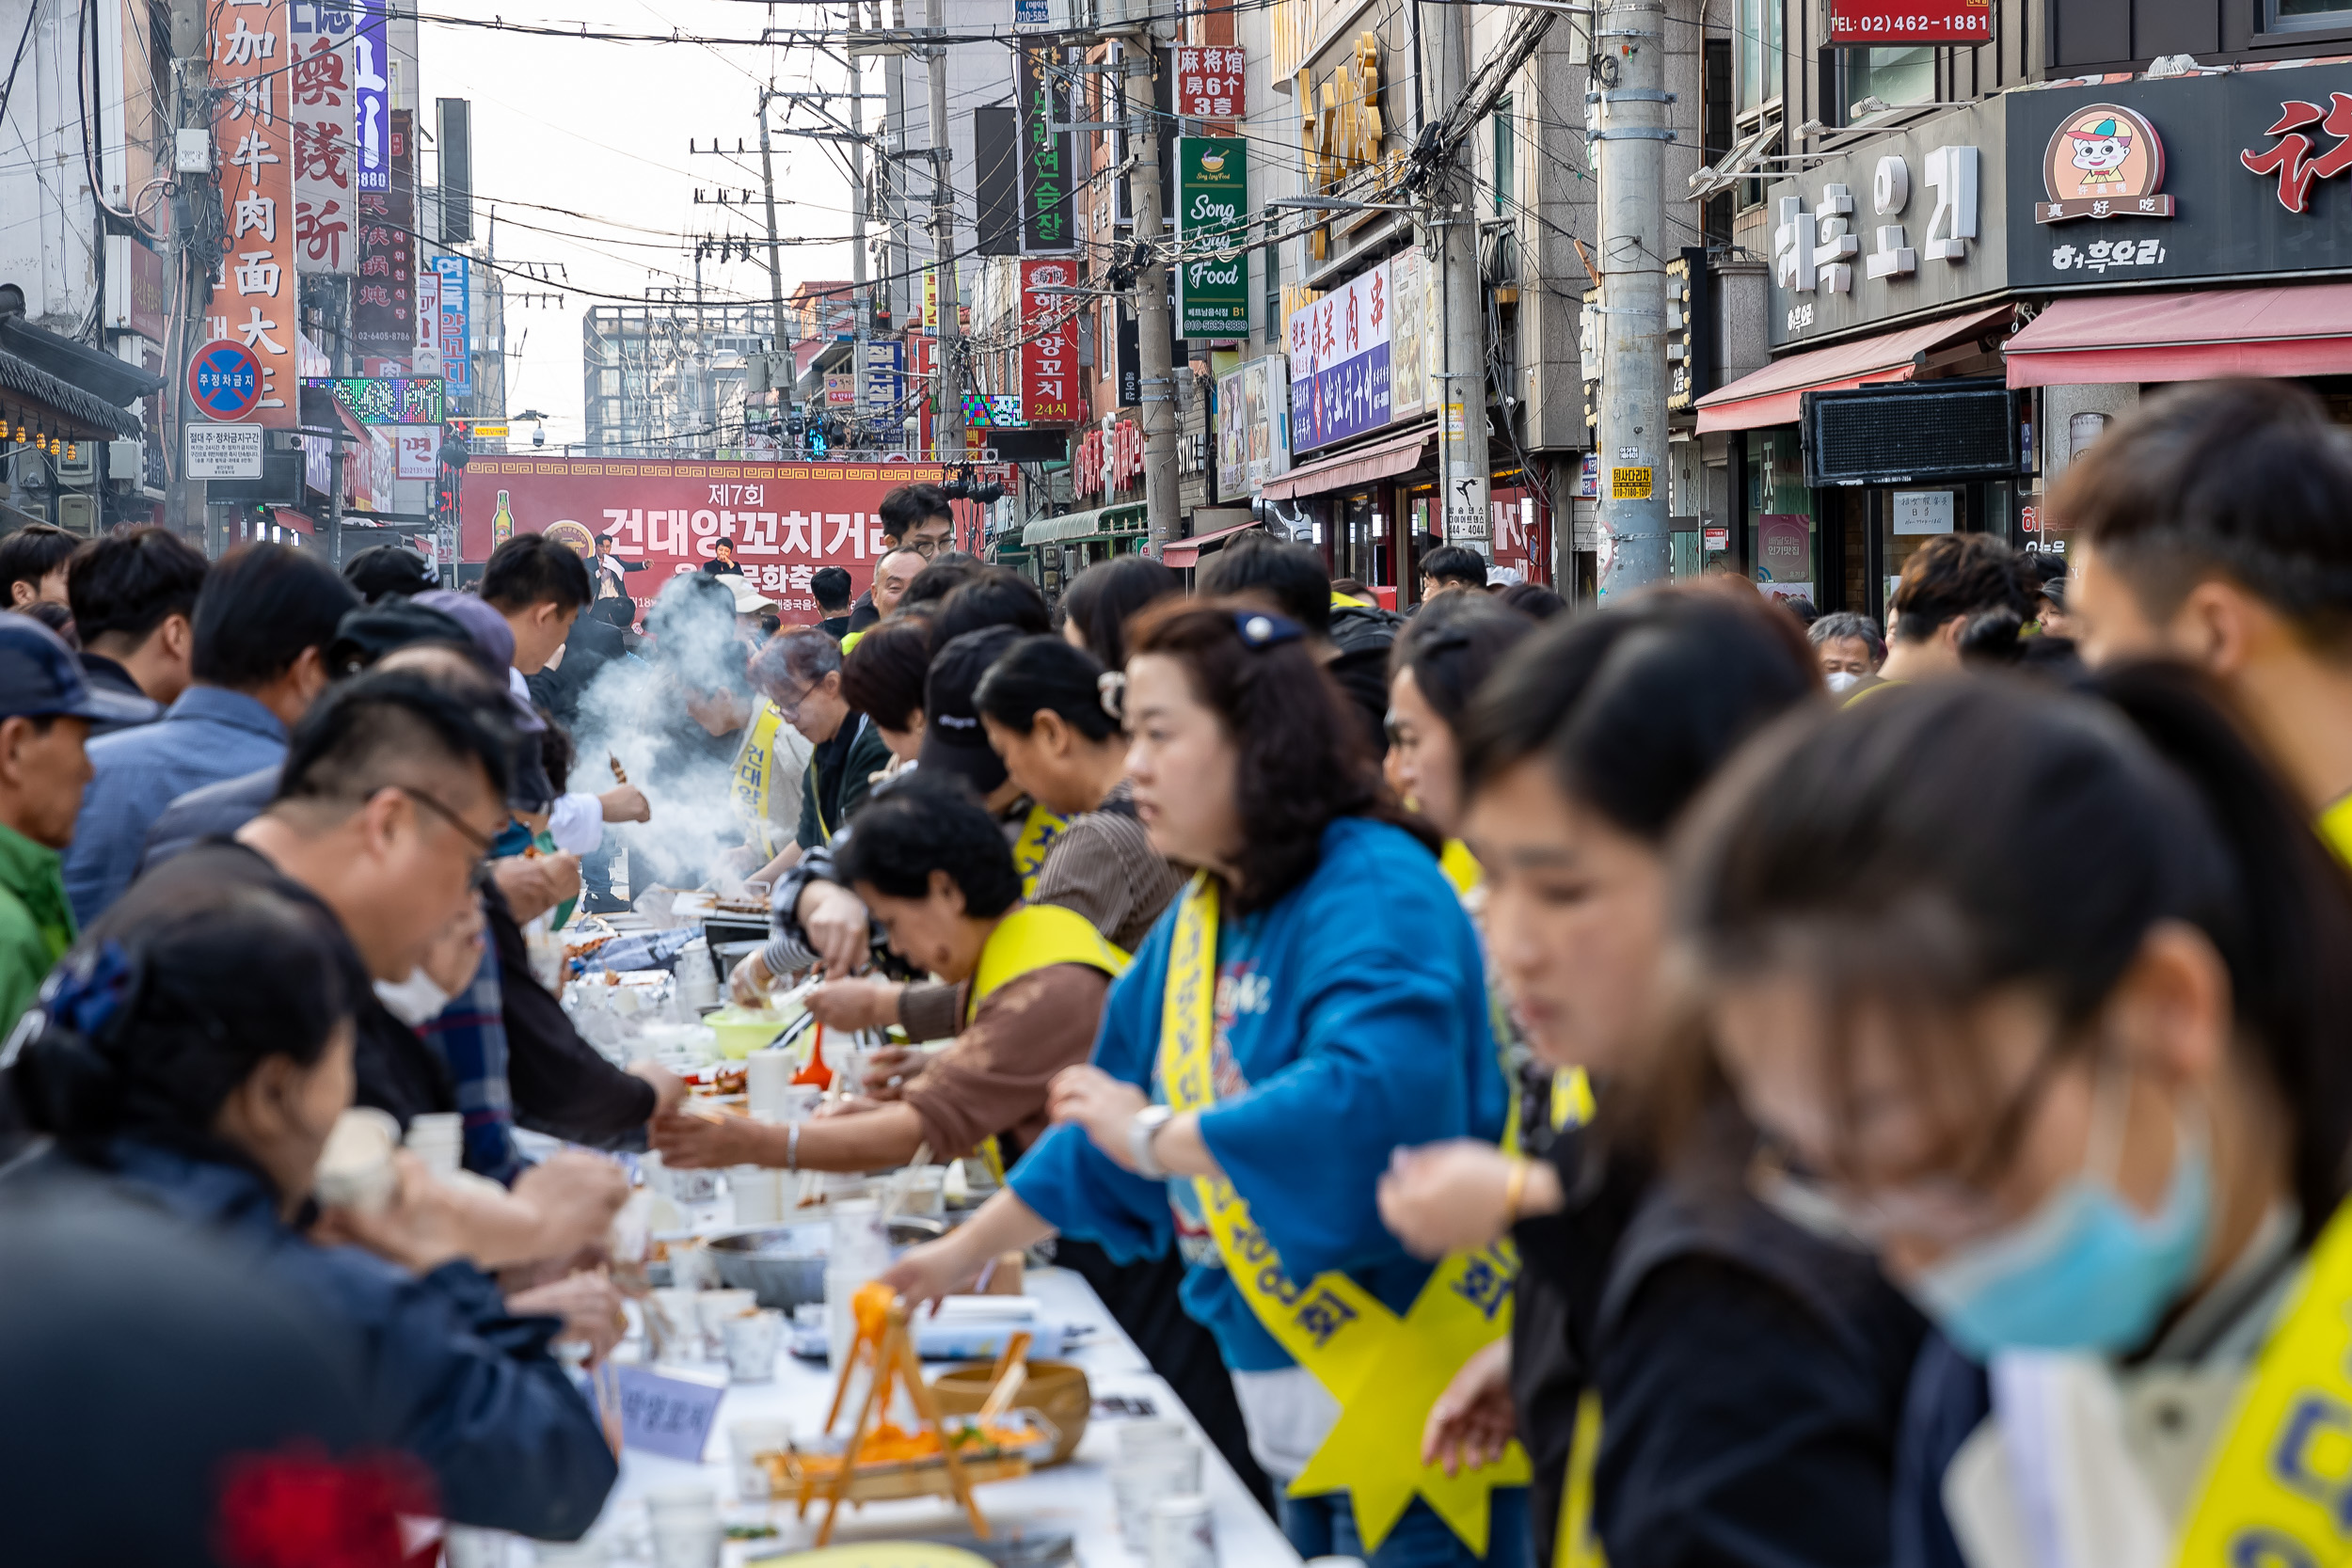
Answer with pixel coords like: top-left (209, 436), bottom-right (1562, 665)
top-left (2041, 103), bottom-right (2170, 222)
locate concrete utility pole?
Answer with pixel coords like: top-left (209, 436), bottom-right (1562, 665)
top-left (167, 0), bottom-right (213, 546)
top-left (1431, 1), bottom-right (1493, 556)
top-left (882, 0), bottom-right (908, 327)
top-left (1117, 36), bottom-right (1178, 555)
top-left (926, 0), bottom-right (963, 469)
top-left (850, 124), bottom-right (869, 445)
top-left (1591, 0), bottom-right (1670, 594)
top-left (756, 92), bottom-right (788, 356)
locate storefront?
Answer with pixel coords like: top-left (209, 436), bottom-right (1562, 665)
top-left (1700, 58), bottom-right (2352, 621)
top-left (1018, 502), bottom-right (1149, 597)
top-left (1260, 424), bottom-right (1433, 596)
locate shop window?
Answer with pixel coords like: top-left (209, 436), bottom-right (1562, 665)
top-left (1744, 430), bottom-right (1817, 610)
top-left (1847, 46), bottom-right (1935, 118)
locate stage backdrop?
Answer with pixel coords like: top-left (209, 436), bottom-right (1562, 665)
top-left (459, 457), bottom-right (940, 617)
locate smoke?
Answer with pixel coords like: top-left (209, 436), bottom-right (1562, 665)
top-left (568, 574), bottom-right (760, 892)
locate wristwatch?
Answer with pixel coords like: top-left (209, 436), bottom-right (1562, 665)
top-left (1127, 1105), bottom-right (1176, 1180)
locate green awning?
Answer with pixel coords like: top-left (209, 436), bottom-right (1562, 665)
top-left (1021, 503), bottom-right (1147, 547)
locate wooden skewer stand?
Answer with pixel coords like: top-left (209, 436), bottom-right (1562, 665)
top-left (803, 1295), bottom-right (991, 1547)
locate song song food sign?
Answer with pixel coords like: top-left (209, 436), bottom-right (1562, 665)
top-left (458, 458), bottom-right (946, 615)
top-left (1828, 0), bottom-right (1990, 42)
top-left (1177, 137), bottom-right (1249, 340)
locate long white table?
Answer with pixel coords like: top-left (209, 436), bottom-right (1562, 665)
top-left (588, 1267), bottom-right (1299, 1567)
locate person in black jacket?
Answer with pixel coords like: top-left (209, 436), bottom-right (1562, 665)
top-left (1198, 533), bottom-right (1399, 759)
top-left (1377, 593), bottom-right (1923, 1568)
top-left (4, 873), bottom-right (618, 1540)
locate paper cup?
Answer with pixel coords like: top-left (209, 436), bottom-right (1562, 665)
top-left (695, 1289), bottom-right (756, 1347)
top-left (1148, 1494), bottom-right (1217, 1568)
top-left (313, 1106), bottom-right (401, 1212)
top-left (727, 1417), bottom-right (791, 1500)
top-left (729, 1165), bottom-right (782, 1225)
top-left (722, 1309), bottom-right (783, 1383)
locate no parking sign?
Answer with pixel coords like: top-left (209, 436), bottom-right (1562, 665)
top-left (188, 341), bottom-right (263, 421)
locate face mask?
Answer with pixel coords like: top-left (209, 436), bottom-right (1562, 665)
top-left (1824, 670), bottom-right (1863, 694)
top-left (374, 968), bottom-right (454, 1027)
top-left (1911, 1070), bottom-right (2210, 1359)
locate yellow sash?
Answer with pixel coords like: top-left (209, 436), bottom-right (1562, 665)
top-left (1009, 801), bottom-right (1071, 900)
top-left (2174, 1196), bottom-right (2352, 1566)
top-left (1439, 838), bottom-right (1484, 896)
top-left (1155, 873), bottom-right (1530, 1555)
top-left (731, 700), bottom-right (790, 862)
top-left (2317, 794), bottom-right (2352, 870)
top-left (961, 902), bottom-right (1128, 1183)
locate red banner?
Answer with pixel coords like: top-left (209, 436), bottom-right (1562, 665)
top-left (1826, 0), bottom-right (1990, 42)
top-left (1175, 46), bottom-right (1245, 119)
top-left (460, 457), bottom-right (944, 617)
top-left (1020, 260), bottom-right (1081, 425)
top-left (204, 0), bottom-right (297, 427)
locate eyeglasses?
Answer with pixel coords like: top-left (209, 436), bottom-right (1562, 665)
top-left (399, 784), bottom-right (498, 889)
top-left (770, 674), bottom-right (829, 721)
top-left (905, 536), bottom-right (944, 559)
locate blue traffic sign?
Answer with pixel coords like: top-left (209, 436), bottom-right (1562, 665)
top-left (188, 341), bottom-right (262, 420)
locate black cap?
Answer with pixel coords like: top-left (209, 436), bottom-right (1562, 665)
top-left (917, 625), bottom-right (1021, 796)
top-left (0, 612), bottom-right (158, 725)
top-left (322, 600), bottom-right (480, 679)
top-left (342, 544), bottom-right (437, 602)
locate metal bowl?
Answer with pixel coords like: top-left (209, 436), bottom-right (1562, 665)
top-left (705, 1215), bottom-right (948, 1310)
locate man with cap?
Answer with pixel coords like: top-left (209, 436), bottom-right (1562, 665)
top-left (715, 571), bottom-right (779, 636)
top-left (342, 543), bottom-right (439, 602)
top-left (0, 612), bottom-right (155, 1031)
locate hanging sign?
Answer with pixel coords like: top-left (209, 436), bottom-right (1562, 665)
top-left (1020, 259), bottom-right (1082, 425)
top-left (433, 253), bottom-right (472, 398)
top-left (1285, 262), bottom-right (1390, 453)
top-left (355, 0), bottom-right (389, 192)
top-left (203, 0), bottom-right (296, 427)
top-left (1827, 0), bottom-right (1991, 43)
top-left (1177, 137), bottom-right (1249, 340)
top-left (1174, 45), bottom-right (1245, 119)
top-left (354, 107), bottom-right (417, 369)
top-left (289, 0), bottom-right (356, 273)
top-left (1017, 45), bottom-right (1076, 253)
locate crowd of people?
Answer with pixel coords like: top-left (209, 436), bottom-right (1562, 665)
top-left (8, 380), bottom-right (2352, 1568)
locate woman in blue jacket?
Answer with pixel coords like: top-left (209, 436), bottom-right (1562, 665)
top-left (4, 871), bottom-right (618, 1542)
top-left (883, 599), bottom-right (1526, 1568)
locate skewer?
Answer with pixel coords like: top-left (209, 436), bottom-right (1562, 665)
top-left (608, 753), bottom-right (628, 784)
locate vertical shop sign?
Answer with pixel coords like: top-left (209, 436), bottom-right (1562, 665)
top-left (289, 0), bottom-right (355, 274)
top-left (1388, 247), bottom-right (1427, 421)
top-left (413, 264), bottom-right (440, 370)
top-left (1176, 138), bottom-right (1248, 339)
top-left (1021, 260), bottom-right (1081, 423)
top-left (205, 0), bottom-right (296, 427)
top-left (433, 253), bottom-right (472, 398)
top-left (1174, 45), bottom-right (1244, 119)
top-left (863, 340), bottom-right (905, 422)
top-left (1018, 46), bottom-right (1076, 252)
top-left (352, 106), bottom-right (415, 369)
top-left (1216, 365), bottom-right (1246, 493)
top-left (1284, 263), bottom-right (1389, 452)
top-left (355, 0), bottom-right (388, 192)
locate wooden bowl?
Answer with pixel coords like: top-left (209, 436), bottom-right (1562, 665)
top-left (928, 1360), bottom-right (1091, 1465)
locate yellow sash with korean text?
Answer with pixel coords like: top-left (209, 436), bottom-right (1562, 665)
top-left (1156, 873), bottom-right (1530, 1555)
top-left (2173, 1196), bottom-right (2352, 1567)
top-left (963, 902), bottom-right (1128, 1183)
top-left (730, 700), bottom-right (791, 862)
top-left (1009, 801), bottom-right (1070, 900)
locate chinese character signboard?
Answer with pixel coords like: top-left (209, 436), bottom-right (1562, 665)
top-left (1177, 138), bottom-right (1248, 340)
top-left (1174, 45), bottom-right (1245, 119)
top-left (1284, 262), bottom-right (1390, 453)
top-left (1018, 46), bottom-right (1076, 253)
top-left (1827, 0), bottom-right (1989, 44)
top-left (354, 107), bottom-right (416, 367)
top-left (204, 0), bottom-right (296, 427)
top-left (433, 253), bottom-right (471, 398)
top-left (1388, 246), bottom-right (1429, 421)
top-left (457, 458), bottom-right (946, 619)
top-left (355, 0), bottom-right (389, 193)
top-left (1020, 259), bottom-right (1081, 424)
top-left (289, 0), bottom-right (355, 273)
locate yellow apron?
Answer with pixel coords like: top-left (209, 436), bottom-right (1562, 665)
top-left (2173, 1194), bottom-right (2352, 1566)
top-left (1009, 800), bottom-right (1071, 900)
top-left (730, 700), bottom-right (792, 863)
top-left (1156, 873), bottom-right (1531, 1555)
top-left (2318, 794), bottom-right (2352, 869)
top-left (961, 902), bottom-right (1129, 1181)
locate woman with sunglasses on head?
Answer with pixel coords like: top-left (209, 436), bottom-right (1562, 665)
top-left (4, 877), bottom-right (618, 1541)
top-left (1375, 592), bottom-right (1926, 1568)
top-left (882, 601), bottom-right (1525, 1568)
top-left (1679, 667), bottom-right (2352, 1568)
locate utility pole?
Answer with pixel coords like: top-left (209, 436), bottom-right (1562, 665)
top-left (881, 0), bottom-right (908, 327)
top-left (1592, 0), bottom-right (1670, 594)
top-left (1116, 36), bottom-right (1178, 555)
top-left (166, 0), bottom-right (215, 548)
top-left (756, 92), bottom-right (788, 358)
top-left (925, 0), bottom-right (962, 472)
top-left (1431, 0), bottom-right (1492, 558)
top-left (850, 122), bottom-right (869, 448)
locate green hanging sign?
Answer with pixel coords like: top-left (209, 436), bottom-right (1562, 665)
top-left (1178, 137), bottom-right (1249, 341)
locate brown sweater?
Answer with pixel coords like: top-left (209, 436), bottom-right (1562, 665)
top-left (898, 962), bottom-right (1113, 1163)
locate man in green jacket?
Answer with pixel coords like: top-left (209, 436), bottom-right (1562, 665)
top-left (0, 611), bottom-right (153, 1033)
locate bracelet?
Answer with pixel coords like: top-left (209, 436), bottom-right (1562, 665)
top-left (1502, 1156), bottom-right (1531, 1223)
top-left (787, 1121), bottom-right (803, 1173)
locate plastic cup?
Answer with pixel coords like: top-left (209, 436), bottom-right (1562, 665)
top-left (1112, 1441), bottom-right (1203, 1550)
top-left (695, 1288), bottom-right (756, 1350)
top-left (1148, 1494), bottom-right (1217, 1568)
top-left (723, 1309), bottom-right (783, 1382)
top-left (1117, 1418), bottom-right (1194, 1455)
top-left (644, 1487), bottom-right (721, 1568)
top-left (649, 1288), bottom-right (704, 1359)
top-left (729, 1165), bottom-right (782, 1225)
top-left (745, 1050), bottom-right (796, 1119)
top-left (727, 1417), bottom-right (791, 1500)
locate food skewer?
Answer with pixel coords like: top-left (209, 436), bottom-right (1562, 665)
top-left (608, 753), bottom-right (628, 784)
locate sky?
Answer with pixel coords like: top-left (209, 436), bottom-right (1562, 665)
top-left (419, 0), bottom-right (864, 447)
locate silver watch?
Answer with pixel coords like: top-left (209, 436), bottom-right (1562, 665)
top-left (1128, 1105), bottom-right (1176, 1180)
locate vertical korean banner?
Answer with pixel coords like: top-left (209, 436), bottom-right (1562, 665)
top-left (353, 106), bottom-right (415, 371)
top-left (1176, 137), bottom-right (1248, 340)
top-left (862, 340), bottom-right (904, 423)
top-left (434, 253), bottom-right (472, 400)
top-left (206, 0), bottom-right (296, 427)
top-left (288, 0), bottom-right (355, 275)
top-left (354, 0), bottom-right (388, 193)
top-left (1019, 259), bottom-right (1079, 424)
top-left (1017, 46), bottom-right (1074, 253)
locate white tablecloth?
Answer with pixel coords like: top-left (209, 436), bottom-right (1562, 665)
top-left (592, 1267), bottom-right (1300, 1568)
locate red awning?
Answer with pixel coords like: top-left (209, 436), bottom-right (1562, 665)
top-left (1162, 518), bottom-right (1263, 567)
top-left (270, 507), bottom-right (315, 539)
top-left (1694, 305), bottom-right (2017, 433)
top-left (1260, 425), bottom-right (1434, 500)
top-left (2003, 284), bottom-right (2352, 387)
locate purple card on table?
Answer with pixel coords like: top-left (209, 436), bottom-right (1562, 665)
top-left (612, 1365), bottom-right (726, 1462)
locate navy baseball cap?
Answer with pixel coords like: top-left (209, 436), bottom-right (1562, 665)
top-left (0, 612), bottom-right (157, 725)
top-left (918, 625), bottom-right (1021, 796)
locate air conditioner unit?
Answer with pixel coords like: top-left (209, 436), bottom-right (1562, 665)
top-left (108, 438), bottom-right (145, 485)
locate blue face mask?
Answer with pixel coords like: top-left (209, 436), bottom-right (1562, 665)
top-left (1911, 1093), bottom-right (2210, 1359)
